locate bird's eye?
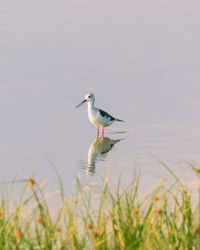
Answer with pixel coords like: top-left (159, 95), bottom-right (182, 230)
top-left (88, 96), bottom-right (91, 98)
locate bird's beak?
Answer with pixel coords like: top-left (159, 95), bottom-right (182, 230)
top-left (75, 99), bottom-right (87, 108)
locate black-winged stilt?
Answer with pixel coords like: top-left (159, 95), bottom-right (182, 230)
top-left (76, 93), bottom-right (124, 137)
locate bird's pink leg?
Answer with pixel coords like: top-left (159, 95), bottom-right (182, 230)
top-left (102, 127), bottom-right (104, 137)
top-left (97, 127), bottom-right (99, 137)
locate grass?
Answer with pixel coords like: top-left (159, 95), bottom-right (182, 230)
top-left (0, 163), bottom-right (199, 249)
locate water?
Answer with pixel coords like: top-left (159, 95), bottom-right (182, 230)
top-left (0, 0), bottom-right (199, 194)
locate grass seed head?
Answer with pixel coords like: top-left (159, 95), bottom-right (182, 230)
top-left (183, 186), bottom-right (187, 192)
top-left (193, 226), bottom-right (200, 234)
top-left (28, 178), bottom-right (35, 187)
top-left (37, 218), bottom-right (44, 225)
top-left (154, 195), bottom-right (160, 201)
top-left (92, 230), bottom-right (101, 239)
top-left (114, 224), bottom-right (119, 231)
top-left (156, 208), bottom-right (163, 214)
top-left (15, 230), bottom-right (22, 240)
top-left (195, 167), bottom-right (200, 173)
top-left (132, 208), bottom-right (139, 216)
top-left (87, 223), bottom-right (94, 230)
top-left (56, 227), bottom-right (61, 232)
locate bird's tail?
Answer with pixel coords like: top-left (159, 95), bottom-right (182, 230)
top-left (116, 118), bottom-right (125, 122)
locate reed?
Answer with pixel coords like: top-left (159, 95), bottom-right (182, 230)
top-left (0, 163), bottom-right (199, 249)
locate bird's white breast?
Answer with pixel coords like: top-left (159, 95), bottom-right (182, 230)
top-left (88, 108), bottom-right (101, 127)
top-left (88, 107), bottom-right (114, 128)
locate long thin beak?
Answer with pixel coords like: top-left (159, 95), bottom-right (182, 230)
top-left (75, 99), bottom-right (87, 108)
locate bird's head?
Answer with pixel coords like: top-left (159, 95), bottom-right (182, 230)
top-left (75, 93), bottom-right (95, 108)
top-left (85, 93), bottom-right (95, 102)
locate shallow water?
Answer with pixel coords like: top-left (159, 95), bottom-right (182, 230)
top-left (0, 0), bottom-right (199, 194)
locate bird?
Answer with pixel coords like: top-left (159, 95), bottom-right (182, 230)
top-left (75, 93), bottom-right (124, 137)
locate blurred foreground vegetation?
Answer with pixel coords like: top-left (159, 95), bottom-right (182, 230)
top-left (0, 163), bottom-right (199, 249)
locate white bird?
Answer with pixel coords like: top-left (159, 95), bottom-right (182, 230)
top-left (76, 93), bottom-right (124, 136)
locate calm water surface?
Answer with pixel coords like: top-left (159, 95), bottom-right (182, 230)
top-left (0, 0), bottom-right (199, 194)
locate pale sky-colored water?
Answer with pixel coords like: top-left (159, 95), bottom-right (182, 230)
top-left (0, 0), bottom-right (199, 193)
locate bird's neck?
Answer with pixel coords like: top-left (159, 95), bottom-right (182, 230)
top-left (87, 101), bottom-right (94, 111)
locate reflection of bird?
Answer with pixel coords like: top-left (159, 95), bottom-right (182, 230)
top-left (76, 93), bottom-right (124, 137)
top-left (86, 137), bottom-right (123, 175)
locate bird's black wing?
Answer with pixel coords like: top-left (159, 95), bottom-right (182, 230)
top-left (99, 109), bottom-right (116, 121)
